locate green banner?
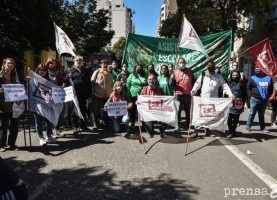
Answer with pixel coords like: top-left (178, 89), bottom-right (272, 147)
top-left (122, 30), bottom-right (232, 77)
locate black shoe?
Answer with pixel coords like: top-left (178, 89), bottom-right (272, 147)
top-left (149, 133), bottom-right (154, 138)
top-left (124, 133), bottom-right (131, 138)
top-left (160, 133), bottom-right (166, 138)
top-left (227, 131), bottom-right (237, 138)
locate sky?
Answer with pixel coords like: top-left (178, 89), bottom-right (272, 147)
top-left (124, 0), bottom-right (164, 37)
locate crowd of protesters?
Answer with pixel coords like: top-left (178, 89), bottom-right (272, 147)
top-left (0, 56), bottom-right (275, 152)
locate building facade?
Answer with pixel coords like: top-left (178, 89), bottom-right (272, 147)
top-left (96, 0), bottom-right (134, 48)
top-left (156, 0), bottom-right (178, 37)
top-left (234, 0), bottom-right (277, 79)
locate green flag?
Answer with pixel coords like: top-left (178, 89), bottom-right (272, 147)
top-left (122, 30), bottom-right (232, 77)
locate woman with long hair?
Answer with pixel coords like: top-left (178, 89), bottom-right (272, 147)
top-left (126, 64), bottom-right (147, 128)
top-left (158, 64), bottom-right (173, 96)
top-left (227, 70), bottom-right (248, 138)
top-left (104, 81), bottom-right (132, 134)
top-left (0, 58), bottom-right (19, 151)
top-left (32, 64), bottom-right (57, 145)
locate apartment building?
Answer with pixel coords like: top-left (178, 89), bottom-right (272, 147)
top-left (156, 0), bottom-right (177, 37)
top-left (96, 0), bottom-right (134, 48)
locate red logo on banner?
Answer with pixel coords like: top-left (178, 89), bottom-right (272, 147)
top-left (248, 38), bottom-right (277, 77)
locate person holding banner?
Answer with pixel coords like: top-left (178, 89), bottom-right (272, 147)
top-left (0, 58), bottom-right (20, 151)
top-left (126, 64), bottom-right (147, 128)
top-left (169, 58), bottom-right (195, 132)
top-left (46, 57), bottom-right (65, 137)
top-left (137, 74), bottom-right (167, 138)
top-left (30, 64), bottom-right (57, 145)
top-left (158, 64), bottom-right (173, 96)
top-left (227, 71), bottom-right (248, 138)
top-left (103, 81), bottom-right (132, 134)
top-left (191, 61), bottom-right (234, 138)
top-left (245, 66), bottom-right (273, 133)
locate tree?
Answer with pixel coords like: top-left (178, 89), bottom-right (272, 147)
top-left (0, 0), bottom-right (62, 66)
top-left (111, 37), bottom-right (126, 62)
top-left (57, 0), bottom-right (115, 56)
top-left (159, 0), bottom-right (274, 38)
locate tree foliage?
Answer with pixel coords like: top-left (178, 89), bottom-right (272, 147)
top-left (159, 0), bottom-right (274, 38)
top-left (0, 0), bottom-right (114, 67)
top-left (111, 37), bottom-right (126, 62)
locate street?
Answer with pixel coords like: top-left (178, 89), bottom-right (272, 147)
top-left (1, 110), bottom-right (277, 200)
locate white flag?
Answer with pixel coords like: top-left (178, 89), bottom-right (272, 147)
top-left (54, 22), bottom-right (76, 56)
top-left (28, 71), bottom-right (63, 125)
top-left (191, 96), bottom-right (231, 131)
top-left (137, 95), bottom-right (179, 127)
top-left (179, 16), bottom-right (209, 58)
top-left (69, 79), bottom-right (84, 120)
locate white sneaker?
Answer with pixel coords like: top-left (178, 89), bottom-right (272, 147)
top-left (46, 136), bottom-right (57, 143)
top-left (39, 138), bottom-right (46, 146)
top-left (271, 123), bottom-right (277, 128)
top-left (52, 129), bottom-right (64, 138)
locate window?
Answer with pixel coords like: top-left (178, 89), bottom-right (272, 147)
top-left (109, 11), bottom-right (112, 16)
top-left (109, 23), bottom-right (112, 28)
top-left (109, 18), bottom-right (112, 22)
top-left (268, 6), bottom-right (277, 20)
top-left (246, 15), bottom-right (254, 32)
top-left (116, 5), bottom-right (120, 8)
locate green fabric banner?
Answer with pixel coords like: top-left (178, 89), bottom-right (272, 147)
top-left (122, 30), bottom-right (232, 77)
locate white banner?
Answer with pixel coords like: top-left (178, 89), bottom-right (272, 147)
top-left (12, 101), bottom-right (25, 118)
top-left (28, 71), bottom-right (63, 125)
top-left (137, 95), bottom-right (179, 127)
top-left (179, 16), bottom-right (209, 58)
top-left (52, 86), bottom-right (74, 103)
top-left (107, 101), bottom-right (127, 116)
top-left (54, 22), bottom-right (76, 56)
top-left (191, 96), bottom-right (231, 130)
top-left (2, 84), bottom-right (28, 102)
top-left (69, 79), bottom-right (84, 120)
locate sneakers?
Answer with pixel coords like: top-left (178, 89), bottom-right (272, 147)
top-left (271, 123), bottom-right (277, 128)
top-left (160, 133), bottom-right (166, 138)
top-left (45, 136), bottom-right (57, 143)
top-left (189, 129), bottom-right (198, 138)
top-left (245, 128), bottom-right (251, 132)
top-left (174, 126), bottom-right (179, 132)
top-left (261, 128), bottom-right (270, 133)
top-left (53, 129), bottom-right (64, 138)
top-left (159, 127), bottom-right (167, 138)
top-left (39, 138), bottom-right (47, 146)
top-left (10, 145), bottom-right (19, 150)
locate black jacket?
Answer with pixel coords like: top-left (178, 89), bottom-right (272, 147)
top-left (247, 75), bottom-right (273, 100)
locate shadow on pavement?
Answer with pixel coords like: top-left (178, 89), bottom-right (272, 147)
top-left (4, 157), bottom-right (199, 200)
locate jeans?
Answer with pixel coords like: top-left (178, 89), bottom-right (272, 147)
top-left (130, 96), bottom-right (137, 126)
top-left (111, 115), bottom-right (130, 133)
top-left (33, 113), bottom-right (53, 137)
top-left (66, 101), bottom-right (73, 126)
top-left (246, 97), bottom-right (267, 130)
top-left (177, 94), bottom-right (191, 129)
top-left (228, 113), bottom-right (240, 133)
top-left (271, 102), bottom-right (277, 123)
top-left (91, 96), bottom-right (109, 127)
top-left (0, 113), bottom-right (19, 146)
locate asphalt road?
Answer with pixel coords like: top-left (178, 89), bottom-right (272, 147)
top-left (1, 110), bottom-right (277, 200)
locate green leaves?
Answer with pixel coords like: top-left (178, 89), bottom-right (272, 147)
top-left (111, 37), bottom-right (126, 62)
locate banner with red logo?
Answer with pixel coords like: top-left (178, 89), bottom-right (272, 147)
top-left (137, 95), bottom-right (180, 127)
top-left (28, 71), bottom-right (63, 125)
top-left (248, 38), bottom-right (277, 77)
top-left (192, 96), bottom-right (231, 130)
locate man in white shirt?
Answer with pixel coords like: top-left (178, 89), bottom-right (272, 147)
top-left (190, 61), bottom-right (234, 138)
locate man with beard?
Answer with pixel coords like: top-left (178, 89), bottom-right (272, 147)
top-left (66, 55), bottom-right (92, 131)
top-left (147, 63), bottom-right (159, 77)
top-left (190, 61), bottom-right (234, 138)
top-left (111, 60), bottom-right (121, 82)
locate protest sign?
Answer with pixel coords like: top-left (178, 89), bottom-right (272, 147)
top-left (52, 86), bottom-right (74, 103)
top-left (107, 101), bottom-right (127, 116)
top-left (2, 84), bottom-right (28, 102)
top-left (191, 96), bottom-right (231, 130)
top-left (137, 95), bottom-right (179, 127)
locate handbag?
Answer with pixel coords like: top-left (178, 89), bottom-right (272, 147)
top-left (269, 89), bottom-right (277, 103)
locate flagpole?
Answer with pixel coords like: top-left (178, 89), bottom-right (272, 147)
top-left (138, 112), bottom-right (146, 154)
top-left (217, 38), bottom-right (270, 69)
top-left (27, 68), bottom-right (32, 148)
top-left (174, 14), bottom-right (185, 67)
top-left (184, 95), bottom-right (193, 156)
